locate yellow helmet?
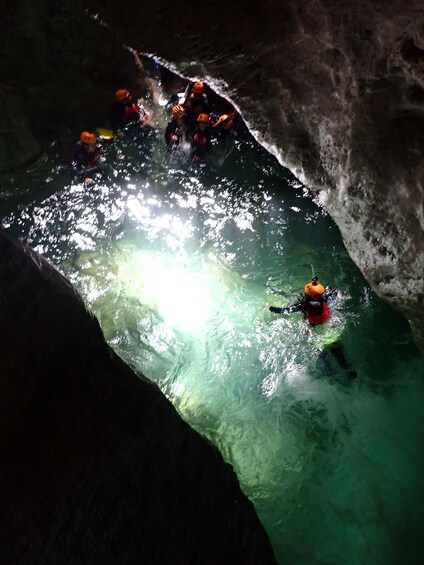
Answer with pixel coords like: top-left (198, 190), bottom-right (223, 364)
top-left (172, 105), bottom-right (185, 119)
top-left (304, 280), bottom-right (325, 299)
top-left (80, 131), bottom-right (96, 145)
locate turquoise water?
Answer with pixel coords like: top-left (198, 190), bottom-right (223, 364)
top-left (1, 125), bottom-right (424, 564)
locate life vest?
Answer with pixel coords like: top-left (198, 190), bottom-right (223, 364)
top-left (193, 131), bottom-right (209, 148)
top-left (123, 104), bottom-right (140, 125)
top-left (185, 93), bottom-right (209, 118)
top-left (305, 300), bottom-right (330, 326)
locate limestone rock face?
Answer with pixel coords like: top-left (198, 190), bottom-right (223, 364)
top-left (0, 233), bottom-right (276, 564)
top-left (85, 0), bottom-right (424, 352)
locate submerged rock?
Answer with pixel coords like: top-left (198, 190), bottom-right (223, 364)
top-left (0, 233), bottom-right (276, 564)
top-left (84, 0), bottom-right (424, 353)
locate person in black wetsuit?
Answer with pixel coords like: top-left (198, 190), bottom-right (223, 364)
top-left (183, 82), bottom-right (211, 135)
top-left (165, 104), bottom-right (190, 149)
top-left (111, 88), bottom-right (153, 133)
top-left (268, 277), bottom-right (337, 326)
top-left (268, 276), bottom-right (357, 379)
top-left (191, 113), bottom-right (212, 163)
top-left (72, 131), bottom-right (101, 183)
top-left (211, 111), bottom-right (238, 143)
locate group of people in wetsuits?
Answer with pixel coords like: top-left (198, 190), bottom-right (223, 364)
top-left (73, 88), bottom-right (154, 182)
top-left (165, 82), bottom-right (238, 163)
top-left (165, 81), bottom-right (238, 162)
top-left (73, 81), bottom-right (238, 181)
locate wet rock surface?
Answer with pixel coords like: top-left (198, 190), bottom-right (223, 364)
top-left (0, 233), bottom-right (276, 564)
top-left (85, 0), bottom-right (424, 352)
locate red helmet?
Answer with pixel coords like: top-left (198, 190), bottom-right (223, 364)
top-left (115, 89), bottom-right (130, 102)
top-left (80, 131), bottom-right (96, 145)
top-left (192, 82), bottom-right (204, 95)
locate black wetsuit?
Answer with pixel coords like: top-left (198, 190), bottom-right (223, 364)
top-left (165, 117), bottom-right (190, 148)
top-left (184, 93), bottom-right (211, 133)
top-left (111, 100), bottom-right (127, 131)
top-left (73, 142), bottom-right (99, 172)
top-left (269, 290), bottom-right (337, 325)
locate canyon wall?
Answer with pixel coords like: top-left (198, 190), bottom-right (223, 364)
top-left (0, 232), bottom-right (276, 564)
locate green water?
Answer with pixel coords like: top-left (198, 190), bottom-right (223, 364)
top-left (1, 127), bottom-right (424, 564)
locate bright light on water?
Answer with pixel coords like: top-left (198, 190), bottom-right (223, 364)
top-left (1, 125), bottom-right (424, 564)
top-left (115, 248), bottom-right (215, 332)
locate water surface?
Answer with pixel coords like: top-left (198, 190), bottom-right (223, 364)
top-left (1, 125), bottom-right (423, 564)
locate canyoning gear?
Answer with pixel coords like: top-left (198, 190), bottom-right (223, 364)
top-left (172, 105), bottom-right (185, 119)
top-left (192, 82), bottom-right (204, 95)
top-left (184, 90), bottom-right (211, 133)
top-left (122, 103), bottom-right (140, 126)
top-left (165, 115), bottom-right (190, 148)
top-left (191, 122), bottom-right (211, 161)
top-left (193, 131), bottom-right (210, 147)
top-left (211, 111), bottom-right (238, 147)
top-left (268, 278), bottom-right (337, 327)
top-left (214, 114), bottom-right (234, 131)
top-left (269, 297), bottom-right (331, 326)
top-left (73, 140), bottom-right (101, 174)
top-left (197, 113), bottom-right (210, 124)
top-left (94, 128), bottom-right (115, 142)
top-left (80, 131), bottom-right (96, 145)
top-left (304, 277), bottom-right (325, 300)
top-left (115, 89), bottom-right (130, 102)
top-left (305, 300), bottom-right (330, 326)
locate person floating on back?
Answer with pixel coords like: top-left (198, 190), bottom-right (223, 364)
top-left (268, 276), bottom-right (337, 326)
top-left (268, 276), bottom-right (357, 379)
top-left (72, 131), bottom-right (101, 184)
top-left (165, 105), bottom-right (190, 150)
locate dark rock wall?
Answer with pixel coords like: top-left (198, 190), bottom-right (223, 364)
top-left (85, 0), bottom-right (424, 352)
top-left (0, 232), bottom-right (276, 564)
top-left (1, 0), bottom-right (141, 171)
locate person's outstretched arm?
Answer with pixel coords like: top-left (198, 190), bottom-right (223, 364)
top-left (268, 300), bottom-right (304, 315)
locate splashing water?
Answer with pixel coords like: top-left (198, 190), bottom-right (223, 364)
top-left (1, 125), bottom-right (424, 564)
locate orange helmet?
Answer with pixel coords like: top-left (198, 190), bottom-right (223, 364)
top-left (217, 114), bottom-right (234, 130)
top-left (80, 131), bottom-right (96, 145)
top-left (197, 113), bottom-right (210, 124)
top-left (172, 105), bottom-right (185, 119)
top-left (304, 280), bottom-right (325, 300)
top-left (115, 89), bottom-right (130, 102)
top-left (192, 82), bottom-right (204, 95)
